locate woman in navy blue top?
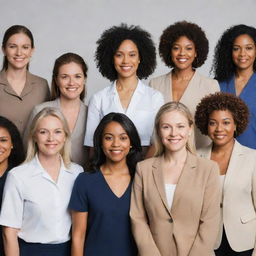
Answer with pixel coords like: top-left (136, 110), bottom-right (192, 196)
top-left (0, 116), bottom-right (25, 256)
top-left (69, 112), bottom-right (141, 256)
top-left (212, 24), bottom-right (256, 149)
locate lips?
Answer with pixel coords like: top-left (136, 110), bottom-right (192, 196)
top-left (177, 58), bottom-right (188, 62)
top-left (120, 66), bottom-right (132, 71)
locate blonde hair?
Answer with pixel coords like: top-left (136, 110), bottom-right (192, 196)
top-left (25, 107), bottom-right (71, 167)
top-left (153, 102), bottom-right (196, 156)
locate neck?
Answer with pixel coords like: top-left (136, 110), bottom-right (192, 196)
top-left (101, 159), bottom-right (129, 175)
top-left (0, 160), bottom-right (8, 177)
top-left (116, 76), bottom-right (138, 91)
top-left (6, 66), bottom-right (27, 80)
top-left (59, 96), bottom-right (81, 109)
top-left (172, 67), bottom-right (194, 80)
top-left (38, 153), bottom-right (60, 170)
top-left (212, 139), bottom-right (235, 154)
top-left (235, 68), bottom-right (254, 79)
top-left (163, 147), bottom-right (188, 165)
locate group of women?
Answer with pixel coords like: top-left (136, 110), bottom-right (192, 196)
top-left (0, 20), bottom-right (255, 256)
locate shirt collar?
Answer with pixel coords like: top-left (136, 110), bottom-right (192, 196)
top-left (31, 154), bottom-right (72, 177)
top-left (110, 79), bottom-right (143, 94)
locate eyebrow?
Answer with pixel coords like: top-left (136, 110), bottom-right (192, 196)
top-left (103, 132), bottom-right (128, 135)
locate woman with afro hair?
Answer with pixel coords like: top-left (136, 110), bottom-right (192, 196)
top-left (84, 24), bottom-right (164, 157)
top-left (195, 92), bottom-right (256, 256)
top-left (150, 21), bottom-right (219, 149)
top-left (212, 24), bottom-right (256, 149)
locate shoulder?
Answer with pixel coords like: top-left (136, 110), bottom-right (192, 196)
top-left (150, 72), bottom-right (170, 84)
top-left (8, 161), bottom-right (34, 180)
top-left (195, 72), bottom-right (220, 91)
top-left (73, 170), bottom-right (101, 186)
top-left (136, 157), bottom-right (157, 173)
top-left (69, 162), bottom-right (84, 175)
top-left (33, 100), bottom-right (59, 113)
top-left (28, 72), bottom-right (48, 87)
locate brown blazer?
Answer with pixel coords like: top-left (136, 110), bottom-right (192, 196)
top-left (0, 70), bottom-right (50, 135)
top-left (130, 152), bottom-right (221, 256)
top-left (149, 70), bottom-right (220, 149)
top-left (198, 140), bottom-right (256, 254)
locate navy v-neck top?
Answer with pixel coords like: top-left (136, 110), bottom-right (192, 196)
top-left (69, 171), bottom-right (137, 256)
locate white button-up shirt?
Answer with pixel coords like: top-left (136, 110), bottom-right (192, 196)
top-left (84, 80), bottom-right (164, 146)
top-left (0, 155), bottom-right (83, 244)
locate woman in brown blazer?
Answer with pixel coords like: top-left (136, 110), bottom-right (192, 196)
top-left (130, 102), bottom-right (221, 256)
top-left (0, 25), bottom-right (49, 136)
top-left (195, 92), bottom-right (256, 256)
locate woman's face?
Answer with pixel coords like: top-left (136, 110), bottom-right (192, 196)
top-left (56, 62), bottom-right (85, 100)
top-left (2, 32), bottom-right (34, 70)
top-left (101, 121), bottom-right (131, 164)
top-left (232, 34), bottom-right (256, 72)
top-left (34, 115), bottom-right (66, 158)
top-left (158, 110), bottom-right (191, 154)
top-left (208, 110), bottom-right (236, 147)
top-left (171, 36), bottom-right (197, 71)
top-left (0, 127), bottom-right (13, 168)
top-left (114, 39), bottom-right (140, 79)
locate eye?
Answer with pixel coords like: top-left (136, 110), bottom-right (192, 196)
top-left (75, 74), bottom-right (82, 79)
top-left (172, 46), bottom-right (179, 51)
top-left (246, 46), bottom-right (254, 50)
top-left (223, 121), bottom-right (230, 125)
top-left (161, 124), bottom-right (169, 129)
top-left (104, 135), bottom-right (113, 141)
top-left (38, 129), bottom-right (47, 134)
top-left (0, 138), bottom-right (8, 142)
top-left (208, 121), bottom-right (216, 126)
top-left (177, 125), bottom-right (185, 129)
top-left (115, 52), bottom-right (122, 57)
top-left (120, 135), bottom-right (128, 141)
top-left (233, 46), bottom-right (239, 51)
top-left (55, 129), bottom-right (63, 134)
top-left (23, 45), bottom-right (30, 50)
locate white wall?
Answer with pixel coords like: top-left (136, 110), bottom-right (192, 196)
top-left (1, 0), bottom-right (255, 102)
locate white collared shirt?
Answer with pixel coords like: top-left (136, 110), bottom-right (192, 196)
top-left (84, 80), bottom-right (164, 146)
top-left (0, 155), bottom-right (83, 244)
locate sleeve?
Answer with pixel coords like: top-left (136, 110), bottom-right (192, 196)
top-left (42, 78), bottom-right (50, 101)
top-left (0, 172), bottom-right (24, 228)
top-left (84, 94), bottom-right (101, 147)
top-left (69, 173), bottom-right (89, 212)
top-left (130, 163), bottom-right (161, 256)
top-left (210, 79), bottom-right (220, 93)
top-left (188, 161), bottom-right (221, 256)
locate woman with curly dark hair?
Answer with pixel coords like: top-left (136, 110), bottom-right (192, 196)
top-left (84, 24), bottom-right (164, 157)
top-left (150, 21), bottom-right (219, 149)
top-left (0, 116), bottom-right (25, 256)
top-left (195, 92), bottom-right (256, 256)
top-left (212, 24), bottom-right (256, 149)
top-left (70, 113), bottom-right (141, 255)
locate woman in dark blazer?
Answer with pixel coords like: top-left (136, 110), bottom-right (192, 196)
top-left (130, 102), bottom-right (221, 256)
top-left (0, 25), bottom-right (50, 135)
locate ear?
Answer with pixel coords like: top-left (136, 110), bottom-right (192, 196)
top-left (30, 47), bottom-right (35, 57)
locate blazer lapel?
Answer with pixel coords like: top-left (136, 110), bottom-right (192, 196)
top-left (152, 156), bottom-right (171, 214)
top-left (171, 152), bottom-right (197, 212)
top-left (224, 140), bottom-right (244, 190)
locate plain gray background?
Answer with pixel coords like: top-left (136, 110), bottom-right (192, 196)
top-left (0, 0), bottom-right (255, 102)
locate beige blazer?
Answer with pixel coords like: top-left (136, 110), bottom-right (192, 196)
top-left (0, 70), bottom-right (50, 135)
top-left (24, 99), bottom-right (88, 166)
top-left (130, 152), bottom-right (221, 256)
top-left (198, 140), bottom-right (256, 253)
top-left (149, 70), bottom-right (220, 149)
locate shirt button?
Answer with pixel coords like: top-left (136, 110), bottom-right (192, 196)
top-left (169, 218), bottom-right (173, 223)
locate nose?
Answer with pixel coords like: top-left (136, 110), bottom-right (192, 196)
top-left (112, 137), bottom-right (120, 147)
top-left (215, 123), bottom-right (223, 131)
top-left (239, 47), bottom-right (246, 56)
top-left (170, 127), bottom-right (177, 136)
top-left (16, 47), bottom-right (22, 56)
top-left (69, 77), bottom-right (75, 85)
top-left (47, 132), bottom-right (54, 141)
top-left (122, 54), bottom-right (129, 63)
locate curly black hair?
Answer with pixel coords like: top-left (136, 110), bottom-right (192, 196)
top-left (0, 116), bottom-right (25, 168)
top-left (212, 24), bottom-right (256, 81)
top-left (95, 23), bottom-right (156, 81)
top-left (159, 21), bottom-right (209, 68)
top-left (195, 92), bottom-right (249, 137)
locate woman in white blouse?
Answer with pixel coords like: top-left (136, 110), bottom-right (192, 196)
top-left (0, 107), bottom-right (83, 256)
top-left (84, 24), bottom-right (164, 157)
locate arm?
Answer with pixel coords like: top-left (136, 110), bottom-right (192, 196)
top-left (189, 162), bottom-right (221, 256)
top-left (130, 164), bottom-right (161, 256)
top-left (71, 211), bottom-right (88, 256)
top-left (3, 227), bottom-right (20, 256)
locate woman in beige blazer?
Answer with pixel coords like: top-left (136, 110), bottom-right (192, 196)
top-left (0, 25), bottom-right (50, 136)
top-left (130, 102), bottom-right (221, 256)
top-left (149, 21), bottom-right (219, 149)
top-left (24, 53), bottom-right (88, 166)
top-left (195, 92), bottom-right (256, 255)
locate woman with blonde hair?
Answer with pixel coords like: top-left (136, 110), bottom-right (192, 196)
top-left (0, 107), bottom-right (83, 256)
top-left (130, 102), bottom-right (221, 256)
